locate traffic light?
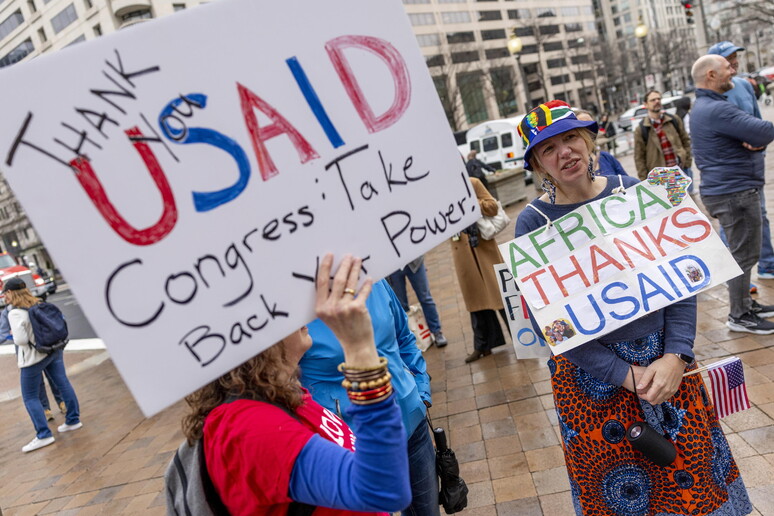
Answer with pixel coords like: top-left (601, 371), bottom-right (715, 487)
top-left (681, 0), bottom-right (695, 24)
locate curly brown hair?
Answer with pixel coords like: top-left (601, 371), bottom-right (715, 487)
top-left (181, 342), bottom-right (304, 444)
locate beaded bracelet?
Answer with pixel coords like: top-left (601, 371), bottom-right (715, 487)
top-left (338, 356), bottom-right (388, 373)
top-left (349, 385), bottom-right (393, 405)
top-left (342, 372), bottom-right (392, 391)
top-left (348, 383), bottom-right (392, 400)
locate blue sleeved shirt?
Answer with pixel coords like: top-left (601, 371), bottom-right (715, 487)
top-left (514, 175), bottom-right (696, 386)
top-left (0, 307), bottom-right (11, 341)
top-left (726, 76), bottom-right (761, 118)
top-left (300, 279), bottom-right (431, 436)
top-left (289, 394), bottom-right (411, 512)
top-left (597, 151), bottom-right (629, 176)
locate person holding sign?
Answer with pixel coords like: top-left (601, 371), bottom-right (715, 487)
top-left (181, 255), bottom-right (410, 515)
top-left (514, 101), bottom-right (751, 515)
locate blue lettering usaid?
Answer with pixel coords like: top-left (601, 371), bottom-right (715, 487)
top-left (498, 181), bottom-right (741, 356)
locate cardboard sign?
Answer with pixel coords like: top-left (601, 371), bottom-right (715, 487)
top-left (499, 179), bottom-right (741, 355)
top-left (0, 0), bottom-right (476, 415)
top-left (493, 264), bottom-right (550, 359)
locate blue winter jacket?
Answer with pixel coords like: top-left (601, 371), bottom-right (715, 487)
top-left (690, 88), bottom-right (774, 197)
top-left (300, 280), bottom-right (431, 436)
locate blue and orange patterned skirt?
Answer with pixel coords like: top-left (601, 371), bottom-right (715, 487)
top-left (549, 330), bottom-right (752, 516)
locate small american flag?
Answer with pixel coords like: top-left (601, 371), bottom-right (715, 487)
top-left (707, 357), bottom-right (750, 419)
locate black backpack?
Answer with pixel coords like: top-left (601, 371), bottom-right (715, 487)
top-left (165, 397), bottom-right (316, 516)
top-left (16, 302), bottom-right (69, 354)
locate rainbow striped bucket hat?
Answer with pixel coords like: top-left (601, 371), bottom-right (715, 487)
top-left (518, 100), bottom-right (597, 171)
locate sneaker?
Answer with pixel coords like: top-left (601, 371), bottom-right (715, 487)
top-left (727, 312), bottom-right (774, 334)
top-left (57, 422), bottom-right (82, 433)
top-left (750, 283), bottom-right (758, 294)
top-left (433, 331), bottom-right (448, 348)
top-left (758, 271), bottom-right (774, 280)
top-left (45, 409), bottom-right (54, 421)
top-left (751, 300), bottom-right (774, 318)
top-left (58, 401), bottom-right (66, 414)
top-left (22, 436), bottom-right (55, 453)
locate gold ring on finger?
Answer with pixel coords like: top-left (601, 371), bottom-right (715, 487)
top-left (343, 288), bottom-right (356, 296)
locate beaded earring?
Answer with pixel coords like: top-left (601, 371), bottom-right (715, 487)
top-left (587, 156), bottom-right (596, 182)
top-left (541, 177), bottom-right (557, 205)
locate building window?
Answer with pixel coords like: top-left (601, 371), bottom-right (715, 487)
top-left (0, 11), bottom-right (24, 42)
top-left (84, 0), bottom-right (92, 9)
top-left (447, 31), bottom-right (475, 44)
top-left (93, 23), bottom-right (102, 36)
top-left (543, 41), bottom-right (563, 51)
top-left (173, 3), bottom-right (186, 10)
top-left (441, 12), bottom-right (471, 24)
top-left (0, 39), bottom-right (33, 68)
top-left (28, 0), bottom-right (37, 13)
top-left (416, 33), bottom-right (440, 47)
top-left (458, 72), bottom-right (488, 124)
top-left (571, 54), bottom-right (589, 65)
top-left (507, 9), bottom-right (531, 20)
top-left (513, 26), bottom-right (534, 37)
top-left (550, 74), bottom-right (570, 85)
top-left (491, 67), bottom-right (517, 116)
top-left (120, 9), bottom-right (153, 23)
top-left (485, 48), bottom-right (509, 59)
top-left (539, 25), bottom-right (560, 35)
top-left (536, 7), bottom-right (556, 17)
top-left (426, 54), bottom-right (444, 67)
top-left (521, 44), bottom-right (538, 54)
top-left (565, 23), bottom-right (582, 32)
top-left (37, 27), bottom-right (46, 42)
top-left (481, 29), bottom-right (506, 40)
top-left (561, 6), bottom-right (579, 16)
top-left (547, 58), bottom-right (566, 68)
top-left (408, 13), bottom-right (435, 26)
top-left (478, 10), bottom-right (502, 21)
top-left (66, 34), bottom-right (86, 46)
top-left (51, 4), bottom-right (78, 34)
top-left (451, 51), bottom-right (479, 64)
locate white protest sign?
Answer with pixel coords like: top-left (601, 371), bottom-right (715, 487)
top-left (493, 264), bottom-right (550, 359)
top-left (499, 180), bottom-right (741, 355)
top-left (0, 0), bottom-right (478, 415)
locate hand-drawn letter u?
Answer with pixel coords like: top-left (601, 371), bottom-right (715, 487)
top-left (70, 127), bottom-right (178, 246)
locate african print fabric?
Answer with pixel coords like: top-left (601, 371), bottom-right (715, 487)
top-left (549, 330), bottom-right (752, 516)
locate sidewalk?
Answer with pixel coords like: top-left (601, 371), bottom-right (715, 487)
top-left (0, 110), bottom-right (773, 515)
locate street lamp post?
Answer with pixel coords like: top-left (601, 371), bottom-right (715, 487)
top-left (635, 19), bottom-right (649, 98)
top-left (507, 34), bottom-right (532, 113)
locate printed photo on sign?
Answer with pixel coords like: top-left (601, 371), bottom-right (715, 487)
top-left (0, 0), bottom-right (477, 415)
top-left (498, 179), bottom-right (741, 355)
top-left (493, 264), bottom-right (549, 359)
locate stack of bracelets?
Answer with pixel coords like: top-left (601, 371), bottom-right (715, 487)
top-left (339, 356), bottom-right (393, 405)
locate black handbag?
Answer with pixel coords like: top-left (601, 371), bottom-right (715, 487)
top-left (427, 412), bottom-right (468, 514)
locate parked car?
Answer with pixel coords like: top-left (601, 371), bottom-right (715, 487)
top-left (0, 254), bottom-right (50, 307)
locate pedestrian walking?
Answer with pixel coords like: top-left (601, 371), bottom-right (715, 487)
top-left (5, 277), bottom-right (82, 453)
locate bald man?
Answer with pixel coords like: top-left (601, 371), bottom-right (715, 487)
top-left (690, 55), bottom-right (774, 334)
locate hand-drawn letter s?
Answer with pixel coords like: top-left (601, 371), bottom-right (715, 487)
top-left (159, 94), bottom-right (251, 212)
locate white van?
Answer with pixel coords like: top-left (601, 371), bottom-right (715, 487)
top-left (465, 116), bottom-right (526, 171)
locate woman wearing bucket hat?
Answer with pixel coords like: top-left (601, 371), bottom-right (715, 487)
top-left (513, 101), bottom-right (751, 515)
top-left (4, 276), bottom-right (82, 453)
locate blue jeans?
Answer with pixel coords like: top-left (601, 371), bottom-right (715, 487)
top-left (403, 421), bottom-right (440, 516)
top-left (702, 189), bottom-right (762, 318)
top-left (717, 188), bottom-right (774, 274)
top-left (39, 372), bottom-right (64, 411)
top-left (388, 263), bottom-right (442, 334)
top-left (20, 350), bottom-right (81, 438)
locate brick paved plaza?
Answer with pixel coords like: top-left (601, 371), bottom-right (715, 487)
top-left (1, 107), bottom-right (773, 515)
